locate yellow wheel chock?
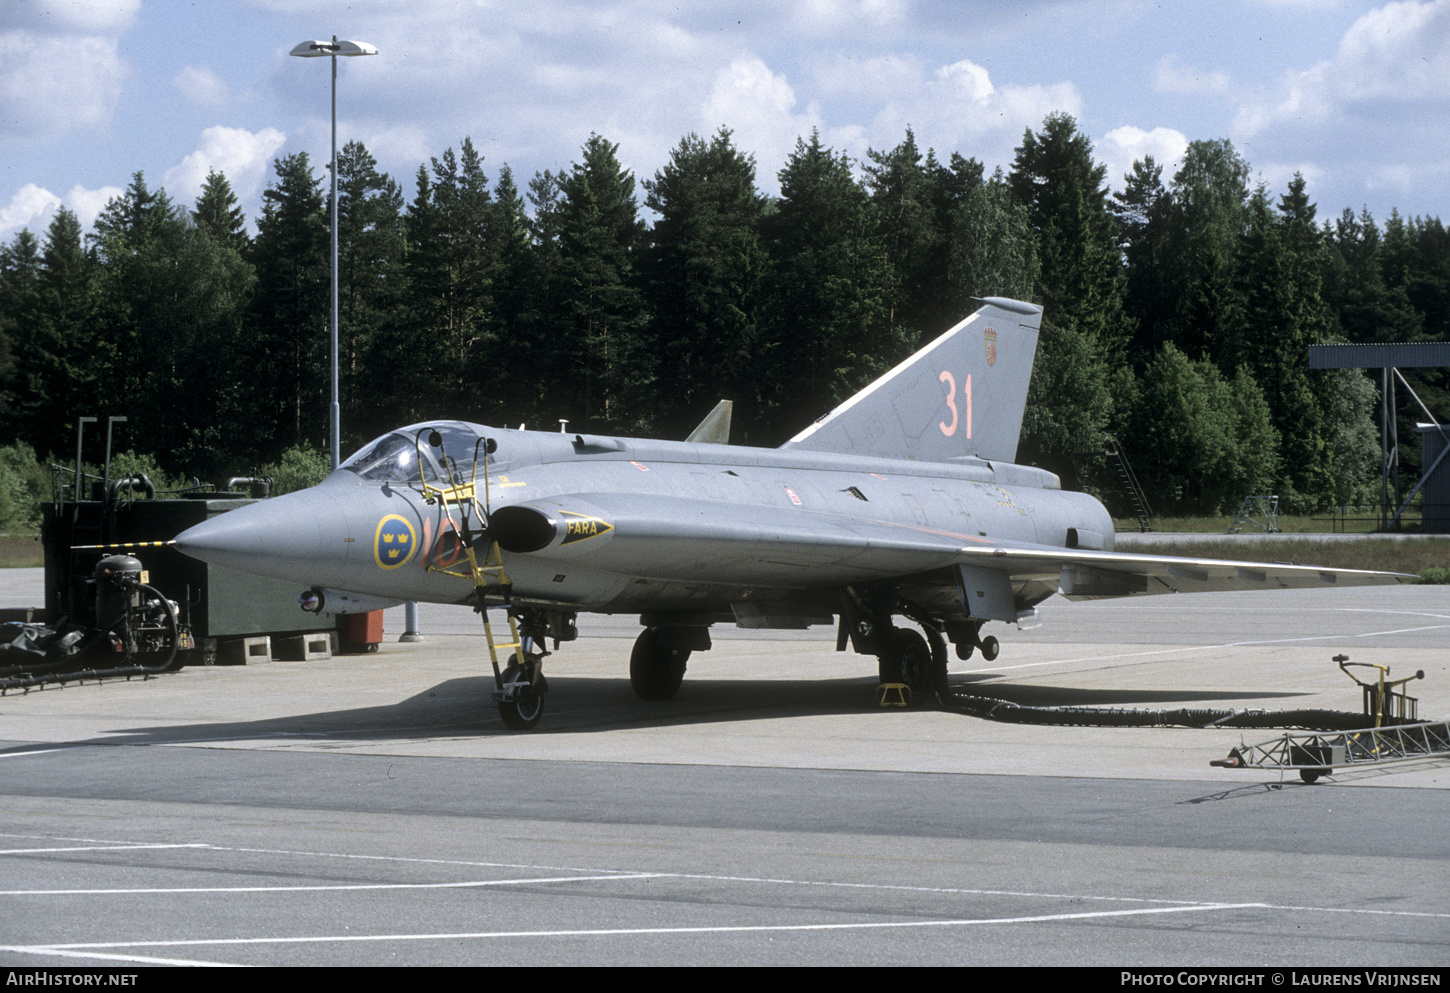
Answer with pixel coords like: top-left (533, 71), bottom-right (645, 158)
top-left (876, 682), bottom-right (911, 707)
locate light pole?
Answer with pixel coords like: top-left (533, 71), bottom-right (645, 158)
top-left (289, 37), bottom-right (378, 470)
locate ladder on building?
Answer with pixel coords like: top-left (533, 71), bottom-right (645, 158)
top-left (1104, 434), bottom-right (1153, 532)
top-left (1229, 495), bottom-right (1280, 533)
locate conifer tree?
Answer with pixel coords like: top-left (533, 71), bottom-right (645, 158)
top-left (864, 128), bottom-right (944, 349)
top-left (1160, 139), bottom-right (1250, 362)
top-left (643, 128), bottom-right (765, 437)
top-left (1008, 114), bottom-right (1124, 473)
top-left (193, 170), bottom-right (249, 253)
top-left (757, 131), bottom-right (893, 440)
top-left (1111, 156), bottom-right (1172, 367)
top-left (335, 140), bottom-right (404, 443)
top-left (250, 154), bottom-right (327, 456)
top-left (552, 134), bottom-right (649, 431)
top-left (0, 229), bottom-right (45, 443)
top-left (1226, 179), bottom-right (1334, 507)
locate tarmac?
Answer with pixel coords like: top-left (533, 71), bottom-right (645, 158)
top-left (1, 567), bottom-right (1445, 784)
top-left (1, 565), bottom-right (1447, 966)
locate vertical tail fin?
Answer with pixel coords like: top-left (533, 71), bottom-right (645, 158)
top-left (685, 400), bottom-right (733, 444)
top-left (781, 297), bottom-right (1042, 463)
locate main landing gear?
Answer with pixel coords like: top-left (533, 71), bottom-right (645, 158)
top-left (630, 627), bottom-right (690, 701)
top-left (845, 587), bottom-right (1001, 705)
top-left (875, 626), bottom-right (948, 700)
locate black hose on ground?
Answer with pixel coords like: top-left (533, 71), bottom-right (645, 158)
top-left (937, 688), bottom-right (1412, 732)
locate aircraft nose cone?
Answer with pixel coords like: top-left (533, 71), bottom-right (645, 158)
top-left (174, 489), bottom-right (330, 583)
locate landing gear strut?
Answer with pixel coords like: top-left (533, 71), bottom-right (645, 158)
top-left (842, 587), bottom-right (951, 705)
top-left (492, 609), bottom-right (551, 730)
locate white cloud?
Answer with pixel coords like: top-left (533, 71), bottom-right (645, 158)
top-left (163, 126), bottom-right (287, 205)
top-left (0, 183), bottom-right (61, 239)
top-left (355, 124), bottom-right (436, 178)
top-left (789, 0), bottom-right (909, 31)
top-left (1099, 126), bottom-right (1189, 189)
top-left (701, 57), bottom-right (825, 187)
top-left (1235, 0), bottom-right (1450, 135)
top-left (1153, 54), bottom-right (1230, 95)
top-left (861, 57), bottom-right (1082, 167)
top-left (0, 0), bottom-right (140, 33)
top-left (0, 31), bottom-right (127, 145)
top-left (174, 66), bottom-right (231, 109)
top-left (63, 183), bottom-right (125, 230)
top-left (804, 53), bottom-right (924, 100)
top-left (1333, 0), bottom-right (1450, 99)
top-left (0, 181), bottom-right (125, 240)
top-left (696, 52), bottom-right (1082, 189)
top-left (935, 60), bottom-right (996, 104)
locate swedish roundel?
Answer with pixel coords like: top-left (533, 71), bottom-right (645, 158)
top-left (374, 514), bottom-right (417, 569)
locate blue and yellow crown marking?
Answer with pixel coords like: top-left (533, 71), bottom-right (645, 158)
top-left (374, 514), bottom-right (417, 569)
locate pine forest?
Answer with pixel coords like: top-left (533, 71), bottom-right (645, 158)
top-left (1, 114), bottom-right (1447, 521)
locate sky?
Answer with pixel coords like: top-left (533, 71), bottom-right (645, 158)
top-left (2, 0), bottom-right (1449, 243)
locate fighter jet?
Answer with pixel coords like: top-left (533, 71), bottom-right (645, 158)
top-left (175, 298), bottom-right (1403, 729)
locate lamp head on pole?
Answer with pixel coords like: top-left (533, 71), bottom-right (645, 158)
top-left (289, 39), bottom-right (378, 58)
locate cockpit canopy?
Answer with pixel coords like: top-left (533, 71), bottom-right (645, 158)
top-left (341, 421), bottom-right (493, 483)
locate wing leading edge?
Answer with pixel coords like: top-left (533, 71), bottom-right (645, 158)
top-left (958, 542), bottom-right (1410, 600)
top-left (497, 494), bottom-right (1407, 617)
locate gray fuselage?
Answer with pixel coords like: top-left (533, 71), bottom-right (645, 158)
top-left (181, 422), bottom-right (1113, 626)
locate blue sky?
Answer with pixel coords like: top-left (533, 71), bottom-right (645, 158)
top-left (2, 0), bottom-right (1447, 242)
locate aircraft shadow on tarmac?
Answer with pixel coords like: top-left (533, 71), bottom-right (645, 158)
top-left (74, 671), bottom-right (1312, 747)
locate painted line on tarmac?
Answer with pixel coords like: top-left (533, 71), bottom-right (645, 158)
top-left (0, 873), bottom-right (659, 896)
top-left (9, 834), bottom-right (1449, 923)
top-left (5, 902), bottom-right (1270, 956)
top-left (0, 945), bottom-right (240, 968)
top-left (0, 843), bottom-right (208, 855)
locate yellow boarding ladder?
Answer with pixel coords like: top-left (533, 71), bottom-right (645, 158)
top-left (419, 467), bottom-right (524, 680)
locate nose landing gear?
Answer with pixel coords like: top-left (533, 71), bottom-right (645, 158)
top-left (496, 655), bottom-right (548, 730)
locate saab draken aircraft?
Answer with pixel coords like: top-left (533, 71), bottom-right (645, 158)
top-left (175, 298), bottom-right (1402, 729)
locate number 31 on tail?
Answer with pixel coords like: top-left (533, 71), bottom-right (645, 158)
top-left (939, 371), bottom-right (972, 439)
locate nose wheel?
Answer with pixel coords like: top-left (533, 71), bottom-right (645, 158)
top-left (495, 658), bottom-right (547, 730)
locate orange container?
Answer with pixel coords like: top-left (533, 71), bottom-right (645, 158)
top-left (345, 610), bottom-right (384, 651)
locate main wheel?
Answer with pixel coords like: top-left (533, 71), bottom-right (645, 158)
top-left (878, 628), bottom-right (934, 699)
top-left (497, 662), bottom-right (544, 730)
top-left (630, 628), bottom-right (689, 701)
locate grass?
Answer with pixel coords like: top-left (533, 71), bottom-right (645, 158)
top-left (1129, 536), bottom-right (1450, 579)
top-left (0, 533), bottom-right (43, 568)
top-left (1111, 512), bottom-right (1423, 535)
